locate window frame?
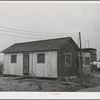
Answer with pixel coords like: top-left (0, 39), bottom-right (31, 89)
top-left (11, 54), bottom-right (17, 63)
top-left (37, 53), bottom-right (45, 64)
top-left (65, 53), bottom-right (72, 66)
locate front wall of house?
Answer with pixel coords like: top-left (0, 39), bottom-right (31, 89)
top-left (3, 51), bottom-right (57, 78)
top-left (30, 51), bottom-right (57, 78)
top-left (3, 53), bottom-right (23, 75)
top-left (57, 40), bottom-right (78, 77)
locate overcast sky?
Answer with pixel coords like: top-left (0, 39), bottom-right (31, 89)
top-left (0, 2), bottom-right (100, 61)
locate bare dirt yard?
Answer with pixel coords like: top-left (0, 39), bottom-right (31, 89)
top-left (76, 86), bottom-right (100, 92)
top-left (0, 76), bottom-right (79, 91)
top-left (0, 73), bottom-right (100, 92)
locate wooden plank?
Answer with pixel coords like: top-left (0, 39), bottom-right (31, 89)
top-left (3, 53), bottom-right (23, 75)
top-left (29, 53), bottom-right (33, 76)
top-left (32, 51), bottom-right (57, 78)
top-left (47, 51), bottom-right (57, 78)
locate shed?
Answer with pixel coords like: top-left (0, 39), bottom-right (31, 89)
top-left (79, 50), bottom-right (91, 74)
top-left (82, 48), bottom-right (97, 72)
top-left (2, 37), bottom-right (79, 78)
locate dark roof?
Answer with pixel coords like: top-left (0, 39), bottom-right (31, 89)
top-left (82, 48), bottom-right (97, 51)
top-left (2, 37), bottom-right (79, 53)
top-left (82, 48), bottom-right (89, 52)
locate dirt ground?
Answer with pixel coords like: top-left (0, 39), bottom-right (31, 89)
top-left (0, 74), bottom-right (100, 91)
top-left (0, 76), bottom-right (74, 91)
top-left (76, 86), bottom-right (100, 92)
top-left (76, 72), bottom-right (100, 92)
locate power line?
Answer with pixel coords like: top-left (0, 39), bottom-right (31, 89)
top-left (0, 26), bottom-right (79, 40)
top-left (0, 29), bottom-right (56, 37)
top-left (0, 29), bottom-right (78, 38)
top-left (0, 33), bottom-right (46, 39)
top-left (12, 36), bottom-right (17, 43)
top-left (0, 26), bottom-right (78, 35)
top-left (0, 32), bottom-right (78, 40)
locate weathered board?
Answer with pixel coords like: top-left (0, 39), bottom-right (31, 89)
top-left (57, 39), bottom-right (79, 77)
top-left (82, 52), bottom-right (91, 74)
top-left (30, 51), bottom-right (57, 78)
top-left (3, 53), bottom-right (23, 75)
top-left (3, 51), bottom-right (57, 78)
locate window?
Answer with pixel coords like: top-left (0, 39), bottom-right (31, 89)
top-left (11, 55), bottom-right (17, 63)
top-left (65, 53), bottom-right (72, 66)
top-left (85, 57), bottom-right (90, 65)
top-left (37, 54), bottom-right (45, 63)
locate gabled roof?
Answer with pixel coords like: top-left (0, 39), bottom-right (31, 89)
top-left (2, 37), bottom-right (79, 53)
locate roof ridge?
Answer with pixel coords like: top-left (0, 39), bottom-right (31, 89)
top-left (2, 36), bottom-right (76, 53)
top-left (15, 37), bottom-right (71, 45)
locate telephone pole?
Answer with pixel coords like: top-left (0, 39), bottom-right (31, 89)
top-left (79, 32), bottom-right (83, 76)
top-left (85, 40), bottom-right (89, 48)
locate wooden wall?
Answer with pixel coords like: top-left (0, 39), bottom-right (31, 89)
top-left (3, 53), bottom-right (23, 75)
top-left (3, 51), bottom-right (57, 78)
top-left (81, 52), bottom-right (91, 74)
top-left (82, 52), bottom-right (91, 67)
top-left (30, 51), bottom-right (57, 78)
top-left (57, 39), bottom-right (79, 78)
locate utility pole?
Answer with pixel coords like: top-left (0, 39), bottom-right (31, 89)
top-left (79, 32), bottom-right (83, 77)
top-left (85, 40), bottom-right (89, 48)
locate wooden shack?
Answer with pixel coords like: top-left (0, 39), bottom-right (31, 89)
top-left (2, 37), bottom-right (79, 78)
top-left (82, 48), bottom-right (97, 72)
top-left (81, 50), bottom-right (91, 74)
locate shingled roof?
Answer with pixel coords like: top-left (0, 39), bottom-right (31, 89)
top-left (2, 37), bottom-right (79, 53)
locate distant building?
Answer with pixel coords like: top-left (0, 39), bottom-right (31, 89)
top-left (82, 48), bottom-right (97, 72)
top-left (78, 50), bottom-right (91, 74)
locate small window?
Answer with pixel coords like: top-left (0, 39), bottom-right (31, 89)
top-left (65, 53), bottom-right (72, 66)
top-left (37, 54), bottom-right (45, 63)
top-left (11, 55), bottom-right (17, 63)
top-left (85, 57), bottom-right (90, 65)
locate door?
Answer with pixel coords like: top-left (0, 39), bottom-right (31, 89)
top-left (23, 53), bottom-right (29, 75)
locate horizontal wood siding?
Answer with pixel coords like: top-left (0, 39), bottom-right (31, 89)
top-left (57, 40), bottom-right (78, 77)
top-left (3, 53), bottom-right (23, 75)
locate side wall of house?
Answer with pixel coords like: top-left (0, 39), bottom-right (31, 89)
top-left (29, 51), bottom-right (57, 78)
top-left (3, 53), bottom-right (23, 75)
top-left (57, 40), bottom-right (78, 78)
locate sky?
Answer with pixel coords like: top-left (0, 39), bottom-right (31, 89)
top-left (0, 2), bottom-right (100, 61)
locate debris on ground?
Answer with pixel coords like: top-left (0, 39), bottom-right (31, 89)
top-left (0, 74), bottom-right (100, 91)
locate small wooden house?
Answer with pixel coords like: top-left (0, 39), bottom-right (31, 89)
top-left (2, 37), bottom-right (79, 78)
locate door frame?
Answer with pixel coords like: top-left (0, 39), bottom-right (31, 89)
top-left (23, 53), bottom-right (29, 75)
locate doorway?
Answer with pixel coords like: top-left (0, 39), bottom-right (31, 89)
top-left (23, 53), bottom-right (29, 75)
